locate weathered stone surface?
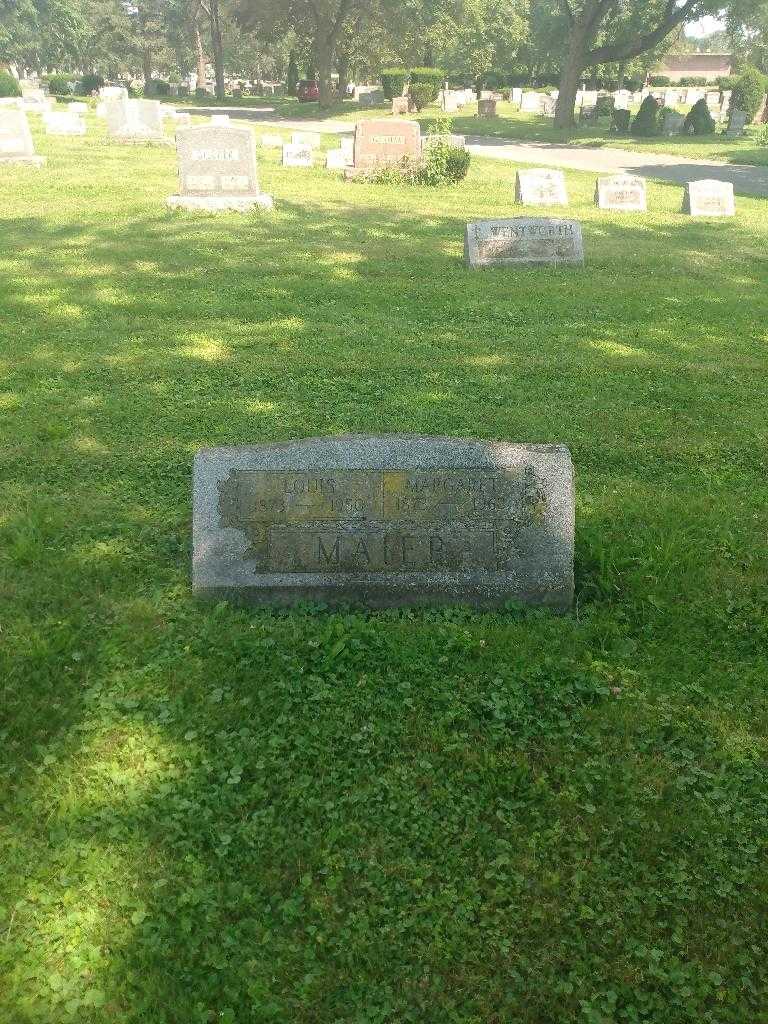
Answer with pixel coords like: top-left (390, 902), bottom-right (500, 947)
top-left (351, 118), bottom-right (421, 171)
top-left (106, 97), bottom-right (172, 144)
top-left (325, 148), bottom-right (349, 169)
top-left (465, 218), bottom-right (584, 269)
top-left (391, 96), bottom-right (409, 115)
top-left (477, 98), bottom-right (497, 117)
top-left (515, 168), bottom-right (568, 206)
top-left (520, 91), bottom-right (544, 113)
top-left (0, 109), bottom-right (45, 166)
top-left (168, 123), bottom-right (272, 212)
top-left (662, 110), bottom-right (685, 135)
top-left (193, 434), bottom-right (574, 610)
top-left (421, 133), bottom-right (466, 151)
top-left (43, 110), bottom-right (86, 135)
top-left (282, 142), bottom-right (313, 167)
top-left (682, 179), bottom-right (735, 217)
top-left (725, 109), bottom-right (748, 137)
top-left (595, 173), bottom-right (646, 212)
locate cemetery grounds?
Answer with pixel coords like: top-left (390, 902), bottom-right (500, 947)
top-left (1, 110), bottom-right (768, 1023)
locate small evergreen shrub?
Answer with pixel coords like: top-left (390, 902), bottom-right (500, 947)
top-left (79, 73), bottom-right (104, 95)
top-left (409, 83), bottom-right (435, 111)
top-left (717, 75), bottom-right (738, 91)
top-left (286, 54), bottom-right (299, 96)
top-left (409, 67), bottom-right (443, 104)
top-left (380, 67), bottom-right (409, 99)
top-left (731, 66), bottom-right (767, 120)
top-left (0, 71), bottom-right (21, 97)
top-left (595, 94), bottom-right (614, 117)
top-left (47, 75), bottom-right (73, 95)
top-left (145, 79), bottom-right (170, 97)
top-left (679, 76), bottom-right (708, 87)
top-left (632, 95), bottom-right (661, 136)
top-left (683, 97), bottom-right (716, 135)
top-left (648, 75), bottom-right (671, 87)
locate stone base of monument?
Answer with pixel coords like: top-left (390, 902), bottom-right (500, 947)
top-left (0, 155), bottom-right (46, 167)
top-left (167, 193), bottom-right (274, 212)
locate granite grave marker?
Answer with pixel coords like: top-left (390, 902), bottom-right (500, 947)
top-left (168, 123), bottom-right (273, 211)
top-left (515, 168), bottom-right (568, 206)
top-left (464, 217), bottom-right (584, 269)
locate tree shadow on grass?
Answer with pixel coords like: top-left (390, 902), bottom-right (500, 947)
top-left (2, 196), bottom-right (768, 1022)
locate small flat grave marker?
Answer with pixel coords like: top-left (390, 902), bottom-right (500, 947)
top-left (168, 123), bottom-right (273, 212)
top-left (595, 173), bottom-right (646, 212)
top-left (465, 217), bottom-right (583, 269)
top-left (515, 168), bottom-right (568, 206)
top-left (193, 434), bottom-right (575, 610)
top-left (282, 142), bottom-right (313, 167)
top-left (682, 179), bottom-right (735, 217)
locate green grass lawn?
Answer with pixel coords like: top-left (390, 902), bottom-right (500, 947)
top-left (2, 114), bottom-right (768, 1024)
top-left (172, 94), bottom-right (768, 167)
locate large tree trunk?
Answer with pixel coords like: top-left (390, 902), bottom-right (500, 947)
top-left (142, 49), bottom-right (152, 85)
top-left (337, 52), bottom-right (349, 99)
top-left (194, 18), bottom-right (207, 91)
top-left (554, 31), bottom-right (586, 133)
top-left (315, 35), bottom-right (334, 108)
top-left (208, 0), bottom-right (225, 99)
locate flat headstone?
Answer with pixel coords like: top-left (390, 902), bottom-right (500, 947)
top-left (663, 110), bottom-right (685, 136)
top-left (477, 98), bottom-right (497, 117)
top-left (193, 434), bottom-right (574, 610)
top-left (43, 110), bottom-right (86, 135)
top-left (291, 130), bottom-right (321, 148)
top-left (725, 109), bottom-right (748, 137)
top-left (282, 142), bottom-right (313, 167)
top-left (464, 217), bottom-right (583, 269)
top-left (682, 179), bottom-right (735, 217)
top-left (260, 133), bottom-right (283, 148)
top-left (595, 173), bottom-right (646, 212)
top-left (515, 168), bottom-right (568, 206)
top-left (168, 123), bottom-right (273, 212)
top-left (0, 109), bottom-right (45, 166)
top-left (350, 118), bottom-right (421, 172)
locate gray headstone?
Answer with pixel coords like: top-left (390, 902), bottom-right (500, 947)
top-left (682, 179), bottom-right (735, 217)
top-left (477, 98), bottom-right (497, 117)
top-left (595, 173), bottom-right (646, 212)
top-left (193, 434), bottom-right (574, 610)
top-left (662, 110), bottom-right (685, 136)
top-left (725, 109), bottom-right (748, 137)
top-left (465, 218), bottom-right (584, 268)
top-left (515, 168), bottom-right (568, 206)
top-left (168, 123), bottom-right (273, 211)
top-left (0, 108), bottom-right (45, 166)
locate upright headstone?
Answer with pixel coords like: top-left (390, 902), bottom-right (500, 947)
top-left (193, 434), bottom-right (575, 610)
top-left (106, 97), bottom-right (171, 144)
top-left (515, 168), bottom-right (568, 206)
top-left (511, 87), bottom-right (523, 106)
top-left (477, 98), bottom-right (497, 117)
top-left (682, 179), bottom-right (735, 217)
top-left (167, 123), bottom-right (273, 211)
top-left (358, 90), bottom-right (384, 108)
top-left (291, 130), bottom-right (321, 148)
top-left (20, 86), bottom-right (50, 113)
top-left (441, 92), bottom-right (459, 113)
top-left (464, 217), bottom-right (584, 269)
top-left (340, 136), bottom-right (355, 162)
top-left (391, 96), bottom-right (409, 115)
top-left (348, 118), bottom-right (421, 174)
top-left (325, 148), bottom-right (349, 169)
top-left (662, 110), bottom-right (685, 136)
top-left (595, 174), bottom-right (646, 212)
top-left (282, 142), bottom-right (313, 167)
top-left (42, 110), bottom-right (86, 136)
top-left (520, 92), bottom-right (544, 113)
top-left (725, 109), bottom-right (748, 137)
top-left (0, 109), bottom-right (45, 166)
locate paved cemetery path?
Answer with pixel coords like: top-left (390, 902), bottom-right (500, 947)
top-left (179, 105), bottom-right (768, 197)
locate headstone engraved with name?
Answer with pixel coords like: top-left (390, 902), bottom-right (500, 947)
top-left (595, 173), bottom-right (646, 212)
top-left (682, 179), bottom-right (735, 217)
top-left (464, 218), bottom-right (584, 269)
top-left (348, 118), bottom-right (421, 174)
top-left (282, 142), bottom-right (313, 167)
top-left (168, 124), bottom-right (273, 211)
top-left (477, 98), bottom-right (497, 117)
top-left (0, 109), bottom-right (45, 166)
top-left (106, 96), bottom-right (171, 144)
top-left (515, 168), bottom-right (568, 206)
top-left (193, 435), bottom-right (574, 610)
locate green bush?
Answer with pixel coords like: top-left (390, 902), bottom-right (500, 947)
top-left (648, 75), bottom-right (671, 87)
top-left (409, 83), bottom-right (435, 111)
top-left (79, 73), bottom-right (104, 96)
top-left (717, 75), bottom-right (738, 91)
top-left (679, 76), bottom-right (708, 87)
top-left (632, 94), bottom-right (661, 136)
top-left (0, 71), bottom-right (21, 98)
top-left (409, 67), bottom-right (443, 104)
top-left (731, 66), bottom-right (767, 120)
top-left (145, 79), bottom-right (170, 97)
top-left (286, 53), bottom-right (299, 96)
top-left (46, 75), bottom-right (73, 95)
top-left (683, 97), bottom-right (716, 135)
top-left (380, 67), bottom-right (409, 100)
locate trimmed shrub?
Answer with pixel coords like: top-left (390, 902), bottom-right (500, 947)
top-left (731, 66), bottom-right (767, 120)
top-left (79, 73), bottom-right (104, 95)
top-left (717, 75), bottom-right (738, 91)
top-left (632, 94), bottom-right (661, 136)
top-left (0, 71), bottom-right (21, 98)
top-left (683, 97), bottom-right (716, 135)
top-left (286, 53), bottom-right (299, 96)
top-left (595, 94), bottom-right (614, 117)
top-left (409, 67), bottom-right (443, 104)
top-left (47, 75), bottom-right (73, 95)
top-left (679, 76), bottom-right (708, 87)
top-left (380, 67), bottom-right (409, 100)
top-left (409, 83), bottom-right (435, 111)
top-left (648, 75), bottom-right (671, 87)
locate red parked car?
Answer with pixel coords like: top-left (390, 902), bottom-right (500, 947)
top-left (296, 80), bottom-right (320, 102)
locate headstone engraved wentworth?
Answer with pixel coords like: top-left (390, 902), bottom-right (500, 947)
top-left (682, 179), bottom-right (735, 217)
top-left (465, 218), bottom-right (584, 269)
top-left (348, 118), bottom-right (421, 174)
top-left (0, 109), bottom-right (45, 166)
top-left (515, 168), bottom-right (568, 206)
top-left (193, 435), bottom-right (574, 610)
top-left (168, 123), bottom-right (273, 211)
top-left (595, 173), bottom-right (646, 212)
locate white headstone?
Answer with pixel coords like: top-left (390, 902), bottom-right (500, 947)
top-left (0, 108), bottom-right (45, 165)
top-left (682, 179), bottom-right (735, 217)
top-left (515, 168), bottom-right (568, 206)
top-left (282, 142), bottom-right (313, 167)
top-left (325, 148), bottom-right (349, 169)
top-left (210, 114), bottom-right (230, 126)
top-left (520, 92), bottom-right (545, 114)
top-left (595, 174), bottom-right (646, 212)
top-left (511, 87), bottom-right (522, 106)
top-left (42, 110), bottom-right (86, 135)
